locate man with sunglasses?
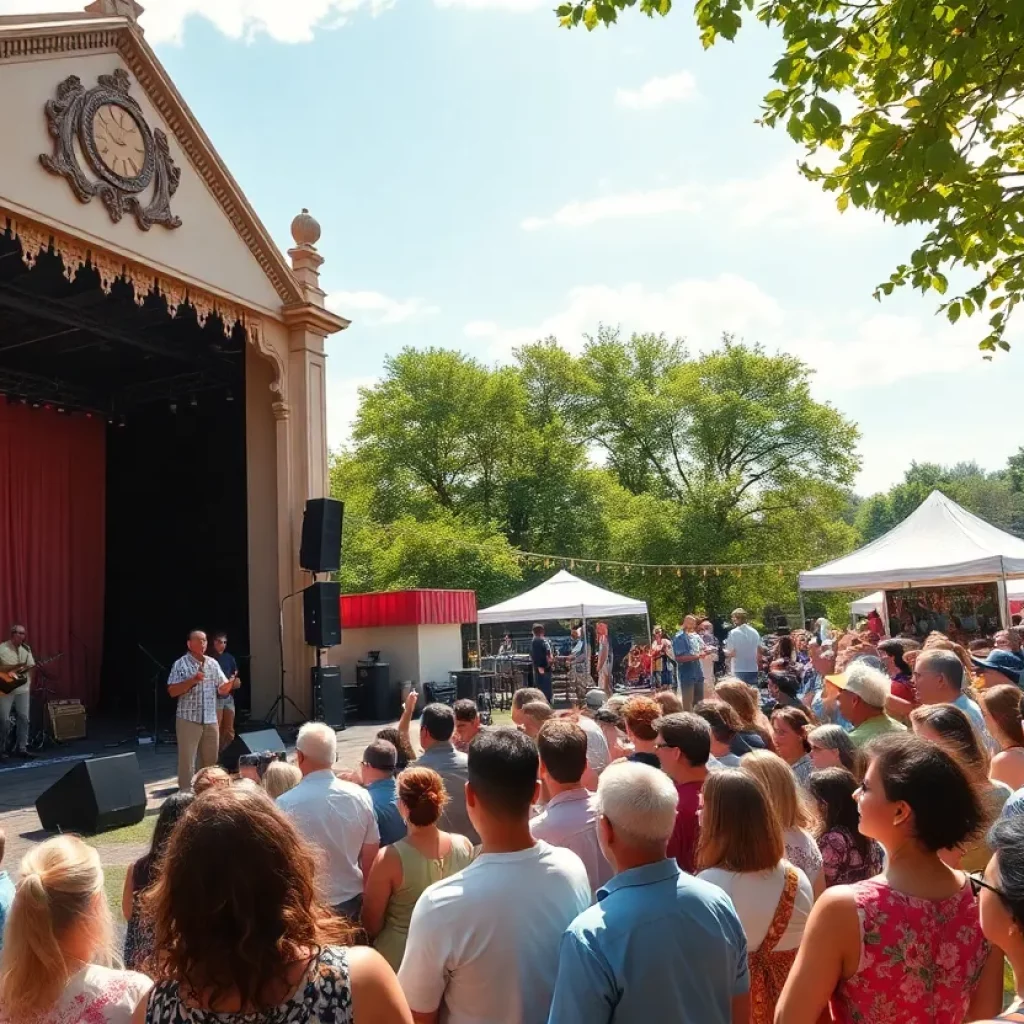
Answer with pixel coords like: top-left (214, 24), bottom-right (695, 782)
top-left (0, 625), bottom-right (34, 760)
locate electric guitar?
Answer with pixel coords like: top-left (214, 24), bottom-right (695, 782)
top-left (0, 653), bottom-right (62, 696)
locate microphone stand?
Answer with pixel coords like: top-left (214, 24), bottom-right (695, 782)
top-left (264, 585), bottom-right (310, 729)
top-left (138, 644), bottom-right (171, 749)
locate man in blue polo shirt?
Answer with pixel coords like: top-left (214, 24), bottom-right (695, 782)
top-left (672, 615), bottom-right (706, 711)
top-left (548, 761), bottom-right (749, 1024)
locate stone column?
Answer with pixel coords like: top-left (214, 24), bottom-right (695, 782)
top-left (278, 210), bottom-right (349, 717)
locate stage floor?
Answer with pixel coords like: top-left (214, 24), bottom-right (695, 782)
top-left (0, 714), bottom-right (393, 869)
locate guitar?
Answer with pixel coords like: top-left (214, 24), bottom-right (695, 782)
top-left (0, 653), bottom-right (62, 696)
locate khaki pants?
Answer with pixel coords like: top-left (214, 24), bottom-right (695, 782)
top-left (176, 717), bottom-right (219, 791)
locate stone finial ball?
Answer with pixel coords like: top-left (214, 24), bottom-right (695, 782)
top-left (290, 208), bottom-right (321, 247)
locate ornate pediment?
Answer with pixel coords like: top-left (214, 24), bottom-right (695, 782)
top-left (39, 68), bottom-right (181, 231)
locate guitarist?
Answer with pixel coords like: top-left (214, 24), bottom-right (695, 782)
top-left (0, 625), bottom-right (34, 761)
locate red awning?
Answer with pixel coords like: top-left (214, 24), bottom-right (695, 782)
top-left (340, 589), bottom-right (477, 628)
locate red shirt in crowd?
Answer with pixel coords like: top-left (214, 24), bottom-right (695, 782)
top-left (666, 780), bottom-right (703, 873)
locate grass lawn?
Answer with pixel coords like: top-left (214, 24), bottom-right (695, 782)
top-left (86, 814), bottom-right (157, 848)
top-left (103, 863), bottom-right (127, 914)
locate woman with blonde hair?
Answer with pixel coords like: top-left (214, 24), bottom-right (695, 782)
top-left (262, 759), bottom-right (302, 800)
top-left (696, 768), bottom-right (814, 1024)
top-left (362, 766), bottom-right (474, 970)
top-left (979, 684), bottom-right (1024, 792)
top-left (0, 835), bottom-right (150, 1024)
top-left (715, 678), bottom-right (775, 752)
top-left (743, 749), bottom-right (825, 898)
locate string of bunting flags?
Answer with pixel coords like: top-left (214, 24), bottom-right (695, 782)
top-left (344, 512), bottom-right (807, 578)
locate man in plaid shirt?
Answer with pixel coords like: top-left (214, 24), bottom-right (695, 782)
top-left (167, 630), bottom-right (232, 791)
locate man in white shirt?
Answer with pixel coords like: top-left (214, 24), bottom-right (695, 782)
top-left (0, 624), bottom-right (35, 761)
top-left (276, 721), bottom-right (379, 921)
top-left (399, 727), bottom-right (591, 1024)
top-left (530, 718), bottom-right (612, 893)
top-left (724, 608), bottom-right (761, 686)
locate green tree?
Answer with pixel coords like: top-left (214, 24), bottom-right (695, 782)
top-left (518, 330), bottom-right (860, 612)
top-left (559, 0), bottom-right (1024, 353)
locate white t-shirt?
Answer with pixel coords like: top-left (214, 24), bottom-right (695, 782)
top-left (725, 624), bottom-right (761, 674)
top-left (398, 840), bottom-right (592, 1024)
top-left (578, 715), bottom-right (610, 773)
top-left (697, 861), bottom-right (813, 952)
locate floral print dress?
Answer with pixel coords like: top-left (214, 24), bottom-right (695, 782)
top-left (831, 878), bottom-right (989, 1024)
top-left (818, 827), bottom-right (884, 888)
top-left (144, 946), bottom-right (353, 1024)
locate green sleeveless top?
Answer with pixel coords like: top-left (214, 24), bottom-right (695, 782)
top-left (373, 835), bottom-right (476, 971)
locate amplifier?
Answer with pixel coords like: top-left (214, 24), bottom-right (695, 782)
top-left (48, 700), bottom-right (87, 741)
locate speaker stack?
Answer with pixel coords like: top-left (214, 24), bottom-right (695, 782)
top-left (299, 498), bottom-right (345, 727)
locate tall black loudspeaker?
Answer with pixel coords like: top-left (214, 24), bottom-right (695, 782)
top-left (314, 666), bottom-right (346, 729)
top-left (36, 753), bottom-right (146, 834)
top-left (303, 581), bottom-right (342, 648)
top-left (218, 727), bottom-right (287, 774)
top-left (299, 498), bottom-right (344, 573)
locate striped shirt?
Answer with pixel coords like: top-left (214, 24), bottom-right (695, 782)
top-left (167, 653), bottom-right (226, 725)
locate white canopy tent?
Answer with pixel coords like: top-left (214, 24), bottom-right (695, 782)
top-left (479, 570), bottom-right (649, 623)
top-left (477, 570), bottom-right (650, 658)
top-left (800, 490), bottom-right (1024, 630)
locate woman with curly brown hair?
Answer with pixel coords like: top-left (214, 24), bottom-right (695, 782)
top-left (132, 786), bottom-right (412, 1024)
top-left (362, 767), bottom-right (475, 971)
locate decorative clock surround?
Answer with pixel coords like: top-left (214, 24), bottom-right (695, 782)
top-left (39, 68), bottom-right (182, 231)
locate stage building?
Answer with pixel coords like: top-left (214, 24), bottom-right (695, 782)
top-left (0, 0), bottom-right (348, 728)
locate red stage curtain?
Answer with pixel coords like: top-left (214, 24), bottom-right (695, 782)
top-left (0, 403), bottom-right (105, 707)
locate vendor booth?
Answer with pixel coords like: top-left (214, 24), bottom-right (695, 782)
top-left (326, 589), bottom-right (476, 719)
top-left (802, 490), bottom-right (1024, 639)
top-left (477, 570), bottom-right (650, 698)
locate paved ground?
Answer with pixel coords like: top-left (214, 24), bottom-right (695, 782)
top-left (0, 719), bottom-right (390, 870)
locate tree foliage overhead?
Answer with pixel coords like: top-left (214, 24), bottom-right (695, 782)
top-left (334, 334), bottom-right (860, 625)
top-left (558, 0), bottom-right (1024, 353)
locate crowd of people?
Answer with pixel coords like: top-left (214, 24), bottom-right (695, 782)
top-left (6, 613), bottom-right (1024, 1023)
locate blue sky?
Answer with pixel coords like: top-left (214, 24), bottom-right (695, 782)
top-left (12, 0), bottom-right (1024, 494)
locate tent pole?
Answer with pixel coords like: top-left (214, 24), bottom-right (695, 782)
top-left (1001, 558), bottom-right (1009, 629)
top-left (582, 609), bottom-right (589, 689)
top-left (645, 610), bottom-right (652, 644)
top-left (475, 620), bottom-right (482, 666)
top-left (798, 587), bottom-right (806, 633)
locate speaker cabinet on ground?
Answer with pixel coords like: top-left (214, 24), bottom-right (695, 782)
top-left (36, 753), bottom-right (146, 834)
top-left (218, 727), bottom-right (287, 774)
top-left (313, 666), bottom-right (346, 729)
top-left (303, 581), bottom-right (341, 648)
top-left (299, 498), bottom-right (344, 573)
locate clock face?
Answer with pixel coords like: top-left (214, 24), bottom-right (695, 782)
top-left (91, 103), bottom-right (147, 181)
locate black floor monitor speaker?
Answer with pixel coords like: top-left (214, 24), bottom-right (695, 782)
top-left (219, 727), bottom-right (287, 774)
top-left (304, 581), bottom-right (342, 648)
top-left (36, 753), bottom-right (146, 835)
top-left (299, 498), bottom-right (344, 573)
top-left (314, 666), bottom-right (346, 729)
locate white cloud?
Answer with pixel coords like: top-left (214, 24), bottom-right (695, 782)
top-left (520, 161), bottom-right (878, 234)
top-left (463, 272), bottom-right (987, 393)
top-left (432, 0), bottom-right (547, 10)
top-left (326, 290), bottom-right (439, 326)
top-left (326, 374), bottom-right (375, 451)
top-left (0, 0), bottom-right (393, 44)
top-left (615, 71), bottom-right (697, 110)
top-left (465, 273), bottom-right (785, 356)
top-left (521, 185), bottom-right (701, 231)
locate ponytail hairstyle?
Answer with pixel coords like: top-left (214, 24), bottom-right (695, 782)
top-left (0, 835), bottom-right (113, 1019)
